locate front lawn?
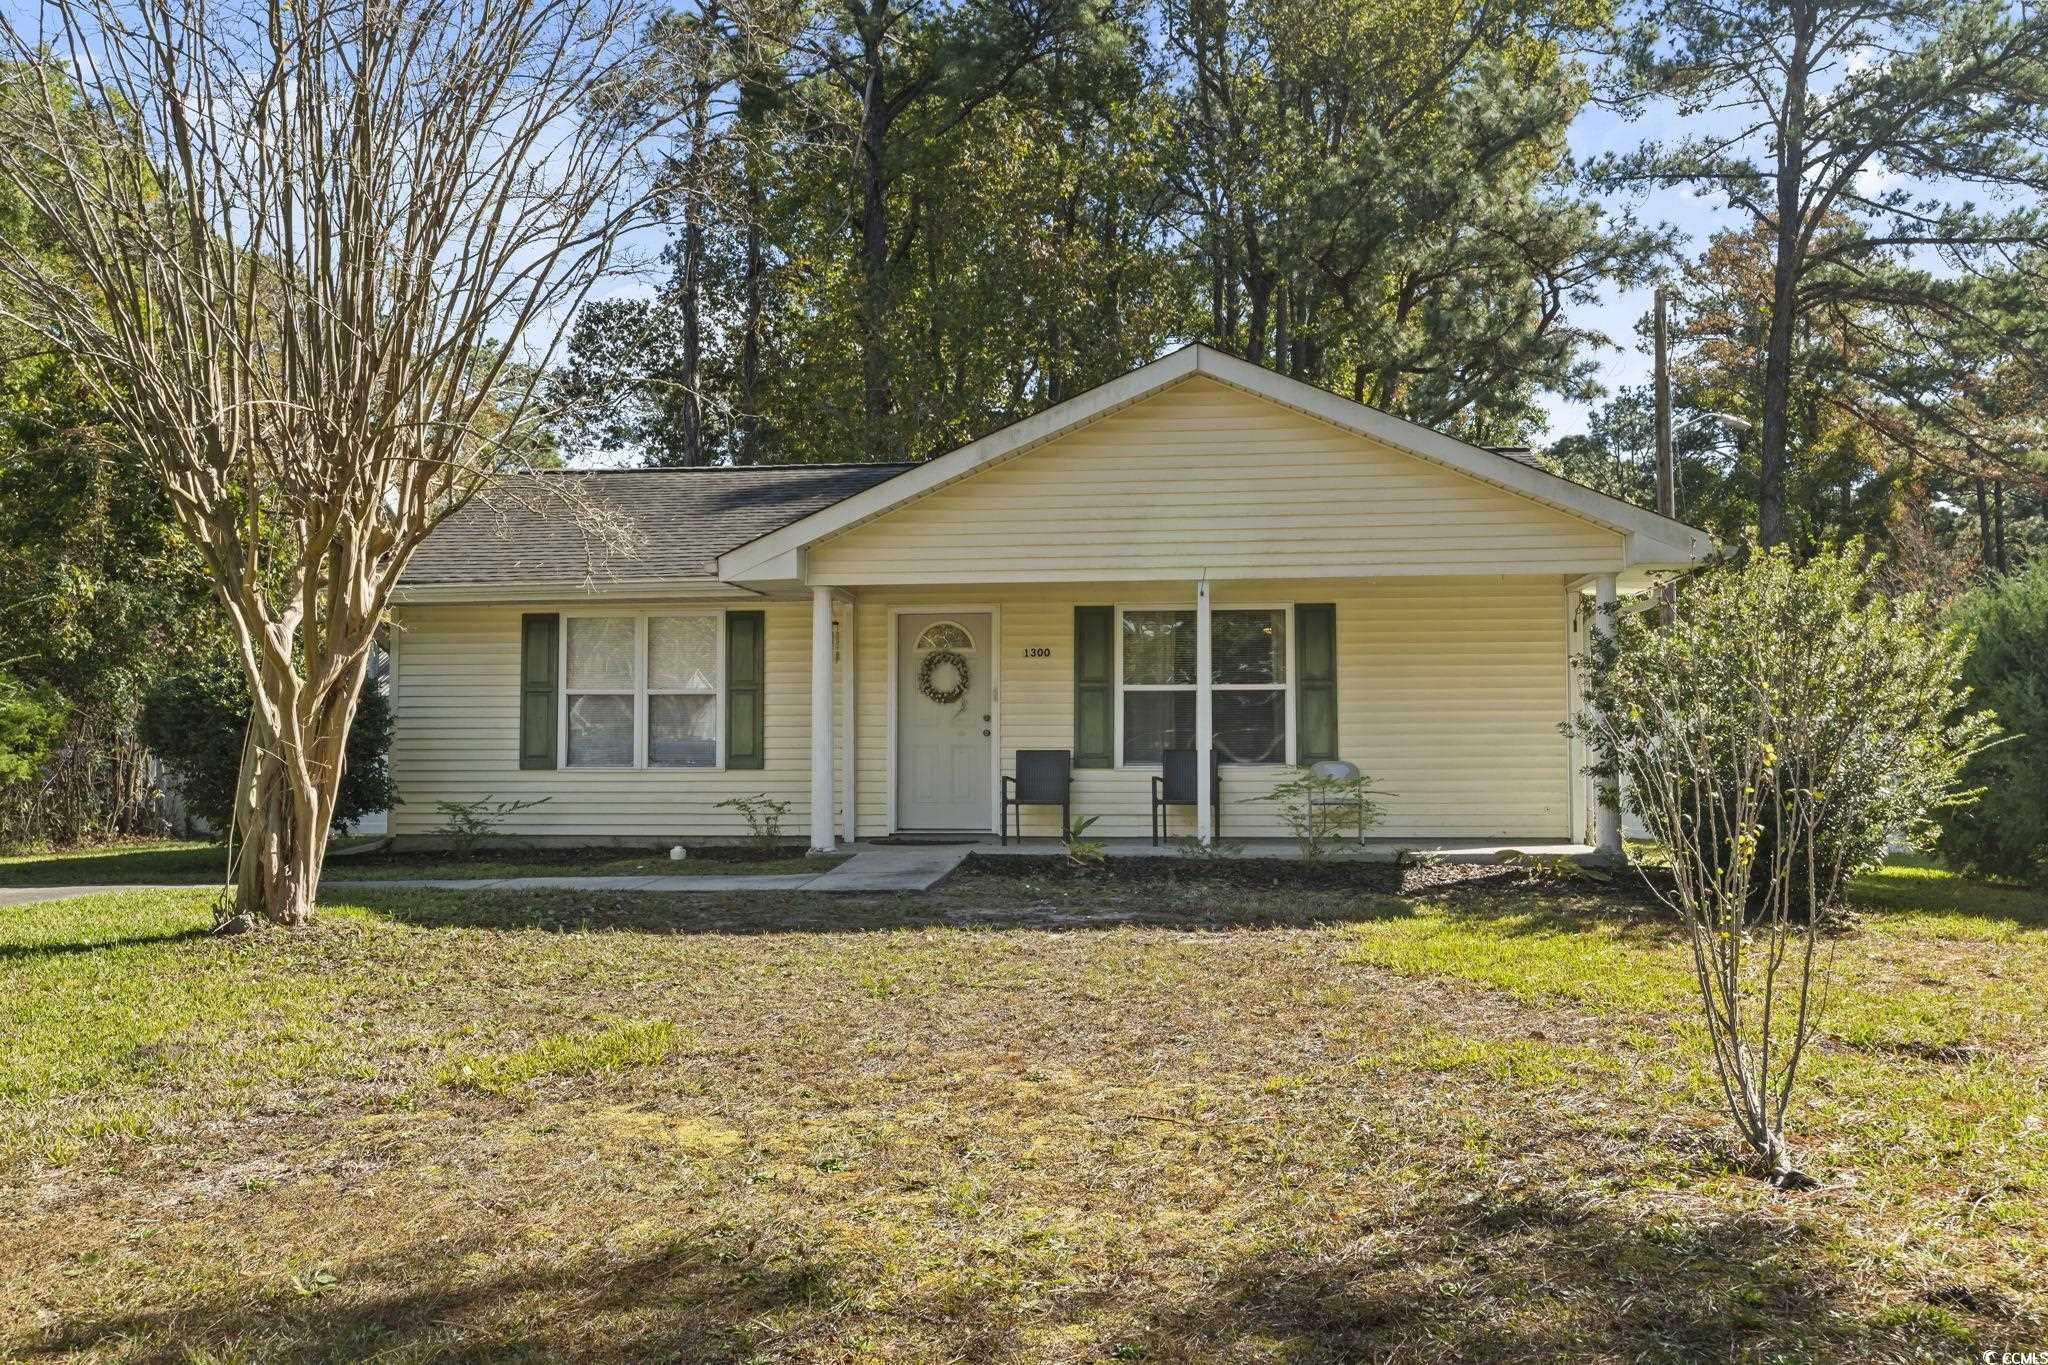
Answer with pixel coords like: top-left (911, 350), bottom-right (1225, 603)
top-left (0, 839), bottom-right (848, 886)
top-left (2, 863), bottom-right (2042, 1360)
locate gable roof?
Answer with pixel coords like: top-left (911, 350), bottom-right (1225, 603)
top-left (718, 344), bottom-right (1714, 583)
top-left (400, 462), bottom-right (914, 592)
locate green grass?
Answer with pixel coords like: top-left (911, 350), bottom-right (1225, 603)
top-left (433, 1018), bottom-right (686, 1095)
top-left (0, 838), bottom-right (247, 885)
top-left (0, 838), bottom-right (849, 886)
top-left (1, 861), bottom-right (2042, 1362)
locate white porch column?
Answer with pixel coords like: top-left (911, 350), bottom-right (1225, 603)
top-left (810, 586), bottom-right (836, 854)
top-left (839, 594), bottom-right (857, 844)
top-left (1592, 572), bottom-right (1623, 860)
top-left (1195, 576), bottom-right (1214, 844)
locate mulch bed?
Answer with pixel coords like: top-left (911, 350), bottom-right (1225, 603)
top-left (963, 851), bottom-right (1677, 908)
top-left (332, 843), bottom-right (805, 871)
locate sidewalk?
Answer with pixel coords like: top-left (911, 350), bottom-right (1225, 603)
top-left (0, 845), bottom-right (973, 909)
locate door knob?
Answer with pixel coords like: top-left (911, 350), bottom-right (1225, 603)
top-left (982, 729), bottom-right (991, 737)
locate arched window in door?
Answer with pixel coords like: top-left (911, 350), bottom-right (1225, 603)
top-left (914, 621), bottom-right (975, 653)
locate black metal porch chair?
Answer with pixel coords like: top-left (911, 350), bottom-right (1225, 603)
top-left (1001, 749), bottom-right (1073, 845)
top-left (1151, 747), bottom-right (1222, 845)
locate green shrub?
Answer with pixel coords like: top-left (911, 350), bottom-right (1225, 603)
top-left (1937, 562), bottom-right (2048, 885)
top-left (1260, 769), bottom-right (1387, 862)
top-left (0, 671), bottom-right (67, 784)
top-left (714, 793), bottom-right (792, 851)
top-left (139, 653), bottom-right (395, 834)
top-left (1575, 542), bottom-right (1995, 913)
top-left (433, 794), bottom-right (551, 854)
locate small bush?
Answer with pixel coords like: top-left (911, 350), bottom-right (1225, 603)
top-left (1261, 770), bottom-right (1386, 861)
top-left (1938, 561), bottom-right (2048, 885)
top-left (1575, 542), bottom-right (1996, 913)
top-left (433, 794), bottom-right (552, 855)
top-left (715, 794), bottom-right (792, 852)
top-left (1573, 542), bottom-right (1997, 1178)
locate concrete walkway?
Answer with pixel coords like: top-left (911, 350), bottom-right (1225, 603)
top-left (0, 846), bottom-right (975, 909)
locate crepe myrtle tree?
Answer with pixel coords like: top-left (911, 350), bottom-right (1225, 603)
top-left (1571, 544), bottom-right (1995, 1183)
top-left (0, 0), bottom-right (675, 927)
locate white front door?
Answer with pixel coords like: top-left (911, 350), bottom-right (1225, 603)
top-left (897, 612), bottom-right (993, 830)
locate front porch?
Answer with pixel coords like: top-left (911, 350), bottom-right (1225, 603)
top-left (795, 576), bottom-right (1630, 858)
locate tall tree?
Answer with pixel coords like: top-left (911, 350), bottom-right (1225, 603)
top-left (1166, 0), bottom-right (1665, 439)
top-left (1600, 0), bottom-right (2048, 545)
top-left (784, 0), bottom-right (1112, 457)
top-left (0, 0), bottom-right (673, 925)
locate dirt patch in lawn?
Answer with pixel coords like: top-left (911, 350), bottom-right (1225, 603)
top-left (2, 878), bottom-right (2040, 1362)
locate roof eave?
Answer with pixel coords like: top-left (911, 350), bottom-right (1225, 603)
top-left (393, 575), bottom-right (749, 605)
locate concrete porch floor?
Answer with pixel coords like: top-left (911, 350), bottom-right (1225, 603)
top-left (859, 837), bottom-right (1597, 865)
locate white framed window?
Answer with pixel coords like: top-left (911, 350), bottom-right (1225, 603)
top-left (1116, 605), bottom-right (1290, 767)
top-left (562, 611), bottom-right (724, 770)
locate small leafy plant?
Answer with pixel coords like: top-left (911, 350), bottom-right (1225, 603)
top-left (716, 794), bottom-right (792, 853)
top-left (1259, 770), bottom-right (1386, 862)
top-left (1170, 833), bottom-right (1246, 860)
top-left (433, 794), bottom-right (550, 856)
top-left (1062, 813), bottom-right (1107, 867)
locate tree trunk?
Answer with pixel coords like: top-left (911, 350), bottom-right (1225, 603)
top-left (231, 741), bottom-right (314, 928)
top-left (672, 67), bottom-right (714, 468)
top-left (740, 170), bottom-right (764, 466)
top-left (1207, 222), bottom-right (1227, 343)
top-left (1977, 476), bottom-right (1992, 567)
top-left (859, 100), bottom-right (893, 459)
top-left (1273, 278), bottom-right (1290, 376)
top-left (1994, 479), bottom-right (2007, 574)
top-left (1758, 0), bottom-right (1813, 549)
top-left (222, 645), bottom-right (368, 929)
top-left (678, 203), bottom-right (705, 466)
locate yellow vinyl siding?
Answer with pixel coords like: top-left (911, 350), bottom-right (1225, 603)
top-left (849, 578), bottom-right (1569, 842)
top-left (390, 599), bottom-right (844, 840)
top-left (808, 376), bottom-right (1624, 584)
top-left (391, 579), bottom-right (1567, 843)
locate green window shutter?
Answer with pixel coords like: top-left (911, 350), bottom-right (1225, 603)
top-left (725, 610), bottom-right (766, 770)
top-left (519, 613), bottom-right (559, 770)
top-left (1074, 605), bottom-right (1115, 768)
top-left (1296, 603), bottom-right (1338, 765)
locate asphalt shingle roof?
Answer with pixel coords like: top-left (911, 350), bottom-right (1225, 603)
top-left (402, 463), bottom-right (915, 587)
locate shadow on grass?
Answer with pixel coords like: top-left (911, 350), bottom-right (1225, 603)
top-left (0, 845), bottom-right (228, 887)
top-left (321, 881), bottom-right (1426, 937)
top-left (1130, 1192), bottom-right (1981, 1363)
top-left (26, 1233), bottom-right (854, 1364)
top-left (1846, 857), bottom-right (2048, 929)
top-left (0, 926), bottom-right (212, 964)
top-left (23, 1189), bottom-right (1990, 1362)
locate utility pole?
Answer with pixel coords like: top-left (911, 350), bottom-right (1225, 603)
top-left (1654, 284), bottom-right (1674, 519)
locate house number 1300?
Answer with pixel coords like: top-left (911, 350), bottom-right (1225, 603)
top-left (1021, 647), bottom-right (1053, 658)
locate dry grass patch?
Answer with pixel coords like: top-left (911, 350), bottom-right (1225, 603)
top-left (0, 864), bottom-right (2042, 1361)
